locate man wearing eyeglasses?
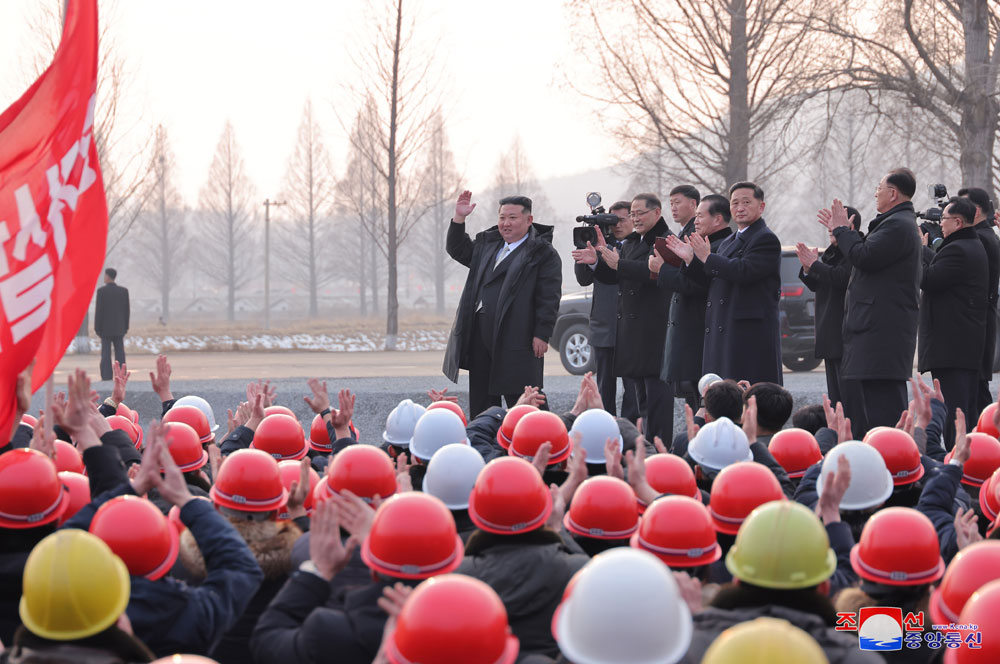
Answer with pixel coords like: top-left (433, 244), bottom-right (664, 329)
top-left (582, 193), bottom-right (675, 443)
top-left (817, 168), bottom-right (921, 439)
top-left (916, 196), bottom-right (988, 447)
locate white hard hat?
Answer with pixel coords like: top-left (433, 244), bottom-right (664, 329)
top-left (174, 395), bottom-right (219, 433)
top-left (687, 417), bottom-right (752, 471)
top-left (410, 409), bottom-right (469, 461)
top-left (816, 441), bottom-right (893, 511)
top-left (554, 548), bottom-right (693, 664)
top-left (381, 399), bottom-right (426, 447)
top-left (698, 373), bottom-right (723, 397)
top-left (570, 409), bottom-right (623, 464)
top-left (423, 443), bottom-right (486, 510)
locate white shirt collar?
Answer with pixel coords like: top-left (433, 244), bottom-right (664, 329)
top-left (504, 234), bottom-right (529, 252)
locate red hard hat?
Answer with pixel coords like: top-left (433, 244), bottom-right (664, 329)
top-left (0, 449), bottom-right (70, 529)
top-left (386, 575), bottom-right (519, 664)
top-left (107, 415), bottom-right (143, 449)
top-left (643, 454), bottom-right (701, 511)
top-left (768, 428), bottom-right (822, 478)
top-left (979, 468), bottom-right (1000, 522)
top-left (20, 414), bottom-right (37, 429)
top-left (250, 414), bottom-right (308, 461)
top-left (468, 457), bottom-right (552, 534)
top-left (89, 495), bottom-right (180, 580)
top-left (209, 449), bottom-right (288, 513)
top-left (864, 427), bottom-right (924, 485)
top-left (426, 400), bottom-right (467, 426)
top-left (630, 495), bottom-right (721, 568)
top-left (930, 541), bottom-right (1000, 626)
top-left (116, 402), bottom-right (139, 424)
top-left (362, 493), bottom-right (464, 579)
top-left (276, 460), bottom-right (320, 518)
top-left (309, 414), bottom-right (331, 452)
top-left (942, 579), bottom-right (1000, 663)
top-left (850, 507), bottom-right (945, 586)
top-left (163, 405), bottom-right (213, 444)
top-left (563, 476), bottom-right (639, 540)
top-left (497, 405), bottom-right (538, 450)
top-left (53, 440), bottom-right (85, 475)
top-left (163, 422), bottom-right (208, 472)
top-left (264, 405), bottom-right (297, 419)
top-left (509, 411), bottom-right (571, 465)
top-left (324, 445), bottom-right (397, 504)
top-left (708, 462), bottom-right (784, 535)
top-left (56, 471), bottom-right (90, 526)
top-left (944, 432), bottom-right (1000, 486)
top-left (977, 403), bottom-right (1000, 439)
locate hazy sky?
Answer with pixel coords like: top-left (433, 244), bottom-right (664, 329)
top-left (0, 0), bottom-right (623, 206)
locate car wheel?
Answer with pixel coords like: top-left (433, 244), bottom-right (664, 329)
top-left (782, 354), bottom-right (822, 372)
top-left (559, 323), bottom-right (594, 375)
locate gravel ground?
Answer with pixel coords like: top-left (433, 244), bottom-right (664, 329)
top-left (35, 370), bottom-right (994, 443)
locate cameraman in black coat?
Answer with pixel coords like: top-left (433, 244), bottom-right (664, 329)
top-left (918, 197), bottom-right (989, 449)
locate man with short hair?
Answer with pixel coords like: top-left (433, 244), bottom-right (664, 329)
top-left (818, 168), bottom-right (922, 438)
top-left (958, 186), bottom-right (999, 413)
top-left (667, 182), bottom-right (782, 386)
top-left (918, 196), bottom-right (988, 448)
top-left (650, 193), bottom-right (732, 409)
top-left (571, 201), bottom-right (643, 419)
top-left (444, 190), bottom-right (562, 418)
top-left (95, 267), bottom-right (130, 381)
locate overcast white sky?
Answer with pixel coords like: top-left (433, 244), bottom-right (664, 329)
top-left (0, 0), bottom-right (623, 205)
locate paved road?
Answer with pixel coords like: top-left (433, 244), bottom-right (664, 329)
top-left (40, 350), bottom-right (997, 444)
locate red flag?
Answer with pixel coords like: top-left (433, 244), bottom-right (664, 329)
top-left (0, 0), bottom-right (106, 440)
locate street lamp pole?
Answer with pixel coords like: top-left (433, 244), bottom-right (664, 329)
top-left (263, 198), bottom-right (285, 330)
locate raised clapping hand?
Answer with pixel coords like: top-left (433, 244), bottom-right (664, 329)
top-left (571, 242), bottom-right (598, 265)
top-left (665, 234), bottom-right (694, 265)
top-left (688, 232), bottom-right (711, 263)
top-left (817, 198), bottom-right (851, 232)
top-left (648, 251), bottom-right (664, 274)
top-left (454, 190), bottom-right (476, 223)
top-left (149, 355), bottom-right (173, 401)
top-left (795, 242), bottom-right (818, 270)
top-left (111, 361), bottom-right (130, 406)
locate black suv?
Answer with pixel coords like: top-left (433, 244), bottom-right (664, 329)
top-left (553, 249), bottom-right (819, 374)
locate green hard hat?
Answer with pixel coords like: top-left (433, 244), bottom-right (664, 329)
top-left (725, 500), bottom-right (836, 589)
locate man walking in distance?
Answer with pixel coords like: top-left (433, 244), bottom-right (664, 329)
top-left (650, 193), bottom-right (733, 410)
top-left (444, 190), bottom-right (562, 418)
top-left (95, 267), bottom-right (130, 381)
top-left (571, 201), bottom-right (643, 420)
top-left (585, 193), bottom-right (674, 443)
top-left (817, 168), bottom-right (921, 438)
top-left (667, 182), bottom-right (782, 386)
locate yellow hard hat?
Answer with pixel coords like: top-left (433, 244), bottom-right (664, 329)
top-left (19, 529), bottom-right (130, 641)
top-left (151, 657), bottom-right (220, 664)
top-left (701, 617), bottom-right (829, 664)
top-left (725, 500), bottom-right (836, 589)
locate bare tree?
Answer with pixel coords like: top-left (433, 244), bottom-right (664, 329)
top-left (341, 0), bottom-right (443, 349)
top-left (198, 121), bottom-right (257, 321)
top-left (277, 100), bottom-right (337, 318)
top-left (135, 125), bottom-right (186, 323)
top-left (819, 0), bottom-right (999, 198)
top-left (568, 0), bottom-right (829, 191)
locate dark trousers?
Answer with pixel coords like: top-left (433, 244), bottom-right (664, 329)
top-left (640, 376), bottom-right (674, 445)
top-left (100, 335), bottom-right (125, 380)
top-left (621, 378), bottom-right (645, 424)
top-left (841, 378), bottom-right (907, 440)
top-left (594, 345), bottom-right (641, 419)
top-left (824, 358), bottom-right (843, 407)
top-left (673, 380), bottom-right (700, 412)
top-left (933, 368), bottom-right (978, 452)
top-left (977, 379), bottom-right (993, 418)
top-left (468, 314), bottom-right (548, 418)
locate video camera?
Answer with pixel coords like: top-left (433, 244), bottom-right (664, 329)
top-left (916, 183), bottom-right (948, 249)
top-left (573, 192), bottom-right (622, 249)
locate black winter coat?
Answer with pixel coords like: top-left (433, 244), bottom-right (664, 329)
top-left (593, 217), bottom-right (673, 378)
top-left (444, 223), bottom-right (562, 394)
top-left (799, 244), bottom-right (851, 360)
top-left (658, 225), bottom-right (733, 385)
top-left (683, 218), bottom-right (782, 385)
top-left (574, 262), bottom-right (617, 348)
top-left (918, 226), bottom-right (988, 372)
top-left (95, 282), bottom-right (130, 337)
top-left (975, 220), bottom-right (1000, 380)
top-left (457, 529), bottom-right (589, 659)
top-left (834, 202), bottom-right (921, 381)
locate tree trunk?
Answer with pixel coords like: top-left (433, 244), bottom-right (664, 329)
top-left (726, 0), bottom-right (750, 186)
top-left (359, 216), bottom-right (368, 316)
top-left (959, 0), bottom-right (998, 199)
top-left (159, 178), bottom-right (170, 323)
top-left (371, 236), bottom-right (379, 314)
top-left (384, 0), bottom-right (403, 351)
top-left (227, 213), bottom-right (235, 322)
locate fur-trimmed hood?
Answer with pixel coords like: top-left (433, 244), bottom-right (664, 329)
top-left (179, 518), bottom-right (301, 581)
